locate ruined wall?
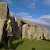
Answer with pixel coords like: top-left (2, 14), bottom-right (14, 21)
top-left (35, 26), bottom-right (44, 40)
top-left (0, 2), bottom-right (9, 41)
top-left (28, 25), bottom-right (34, 39)
top-left (43, 28), bottom-right (50, 40)
top-left (0, 2), bottom-right (9, 19)
top-left (15, 18), bottom-right (50, 40)
top-left (15, 18), bottom-right (22, 38)
top-left (10, 14), bottom-right (16, 37)
top-left (22, 24), bottom-right (29, 39)
top-left (0, 2), bottom-right (50, 41)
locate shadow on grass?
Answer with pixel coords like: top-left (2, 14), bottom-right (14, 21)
top-left (13, 37), bottom-right (20, 41)
top-left (32, 48), bottom-right (35, 50)
top-left (0, 38), bottom-right (24, 50)
top-left (45, 40), bottom-right (50, 42)
top-left (0, 42), bottom-right (4, 49)
top-left (13, 40), bottom-right (24, 49)
top-left (43, 39), bottom-right (50, 42)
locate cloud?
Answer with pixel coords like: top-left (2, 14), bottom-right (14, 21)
top-left (5, 0), bottom-right (13, 4)
top-left (16, 12), bottom-right (50, 29)
top-left (42, 0), bottom-right (50, 6)
top-left (39, 15), bottom-right (50, 25)
top-left (10, 11), bottom-right (14, 15)
top-left (39, 15), bottom-right (50, 19)
top-left (16, 12), bottom-right (33, 19)
top-left (22, 17), bottom-right (48, 26)
top-left (21, 0), bottom-right (36, 9)
top-left (28, 2), bottom-right (36, 9)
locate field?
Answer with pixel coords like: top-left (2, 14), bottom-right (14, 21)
top-left (0, 39), bottom-right (50, 50)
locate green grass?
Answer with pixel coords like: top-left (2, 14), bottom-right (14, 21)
top-left (0, 39), bottom-right (50, 50)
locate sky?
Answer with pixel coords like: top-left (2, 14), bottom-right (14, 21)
top-left (0, 0), bottom-right (50, 29)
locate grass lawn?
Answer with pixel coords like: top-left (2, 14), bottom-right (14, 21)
top-left (0, 38), bottom-right (50, 50)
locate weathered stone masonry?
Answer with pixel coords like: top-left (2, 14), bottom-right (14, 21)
top-left (16, 18), bottom-right (50, 40)
top-left (0, 2), bottom-right (9, 41)
top-left (0, 2), bottom-right (50, 41)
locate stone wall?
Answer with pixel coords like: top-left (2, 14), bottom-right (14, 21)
top-left (0, 2), bottom-right (50, 41)
top-left (9, 14), bottom-right (16, 37)
top-left (22, 24), bottom-right (29, 39)
top-left (15, 18), bottom-right (50, 40)
top-left (0, 2), bottom-right (9, 41)
top-left (15, 18), bottom-right (22, 38)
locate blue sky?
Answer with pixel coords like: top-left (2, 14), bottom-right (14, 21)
top-left (0, 0), bottom-right (50, 29)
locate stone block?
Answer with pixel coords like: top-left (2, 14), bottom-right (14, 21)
top-left (0, 2), bottom-right (9, 41)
